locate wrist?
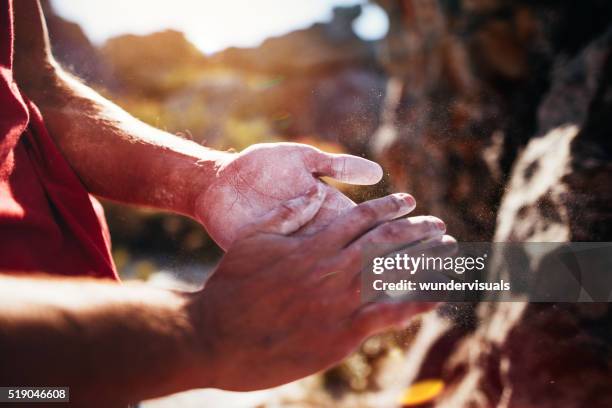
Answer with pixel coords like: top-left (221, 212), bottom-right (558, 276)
top-left (188, 149), bottom-right (236, 221)
top-left (182, 291), bottom-right (222, 389)
top-left (163, 146), bottom-right (236, 219)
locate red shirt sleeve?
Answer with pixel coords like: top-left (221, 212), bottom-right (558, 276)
top-left (0, 0), bottom-right (117, 280)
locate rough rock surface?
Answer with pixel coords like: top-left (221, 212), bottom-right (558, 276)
top-left (402, 16), bottom-right (612, 408)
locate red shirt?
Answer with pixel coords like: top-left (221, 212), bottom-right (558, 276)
top-left (0, 0), bottom-right (117, 279)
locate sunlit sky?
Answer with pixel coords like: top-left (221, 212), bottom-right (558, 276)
top-left (51, 0), bottom-right (389, 55)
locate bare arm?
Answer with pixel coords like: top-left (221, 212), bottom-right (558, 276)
top-left (11, 1), bottom-right (385, 250)
top-left (0, 274), bottom-right (204, 407)
top-left (12, 0), bottom-right (231, 217)
top-left (0, 189), bottom-right (455, 405)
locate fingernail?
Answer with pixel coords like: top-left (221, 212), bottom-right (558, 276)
top-left (393, 193), bottom-right (415, 210)
top-left (434, 219), bottom-right (446, 231)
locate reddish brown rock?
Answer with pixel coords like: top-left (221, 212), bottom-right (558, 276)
top-left (406, 25), bottom-right (612, 408)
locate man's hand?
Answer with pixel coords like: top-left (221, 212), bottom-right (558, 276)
top-left (12, 2), bottom-right (383, 240)
top-left (0, 184), bottom-right (454, 406)
top-left (191, 185), bottom-right (456, 391)
top-left (196, 143), bottom-right (384, 249)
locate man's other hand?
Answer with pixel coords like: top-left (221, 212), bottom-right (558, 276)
top-left (190, 185), bottom-right (456, 391)
top-left (195, 143), bottom-right (383, 249)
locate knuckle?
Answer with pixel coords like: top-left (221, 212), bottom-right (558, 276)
top-left (355, 203), bottom-right (378, 222)
top-left (420, 218), bottom-right (437, 231)
top-left (425, 216), bottom-right (445, 233)
top-left (335, 157), bottom-right (347, 178)
top-left (382, 222), bottom-right (403, 239)
top-left (387, 195), bottom-right (404, 214)
top-left (410, 216), bottom-right (444, 234)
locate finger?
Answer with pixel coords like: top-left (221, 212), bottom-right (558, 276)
top-left (413, 234), bottom-right (458, 258)
top-left (353, 235), bottom-right (458, 302)
top-left (348, 215), bottom-right (448, 257)
top-left (351, 301), bottom-right (438, 338)
top-left (239, 183), bottom-right (327, 237)
top-left (317, 193), bottom-right (417, 248)
top-left (305, 148), bottom-right (383, 185)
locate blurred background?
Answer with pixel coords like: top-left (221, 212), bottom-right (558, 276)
top-left (41, 0), bottom-right (612, 406)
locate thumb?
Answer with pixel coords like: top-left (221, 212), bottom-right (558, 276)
top-left (240, 183), bottom-right (327, 237)
top-left (306, 148), bottom-right (383, 185)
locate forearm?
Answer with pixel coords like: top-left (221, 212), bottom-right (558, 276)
top-left (23, 65), bottom-right (232, 217)
top-left (12, 0), bottom-right (231, 217)
top-left (0, 275), bottom-right (207, 407)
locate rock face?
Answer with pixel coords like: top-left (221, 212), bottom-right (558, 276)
top-left (396, 11), bottom-right (612, 408)
top-left (370, 0), bottom-right (612, 242)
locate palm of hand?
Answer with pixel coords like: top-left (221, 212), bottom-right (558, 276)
top-left (196, 143), bottom-right (381, 249)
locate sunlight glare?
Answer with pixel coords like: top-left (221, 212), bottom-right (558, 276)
top-left (51, 0), bottom-right (370, 54)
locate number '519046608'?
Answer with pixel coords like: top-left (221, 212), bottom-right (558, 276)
top-left (1, 387), bottom-right (69, 402)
